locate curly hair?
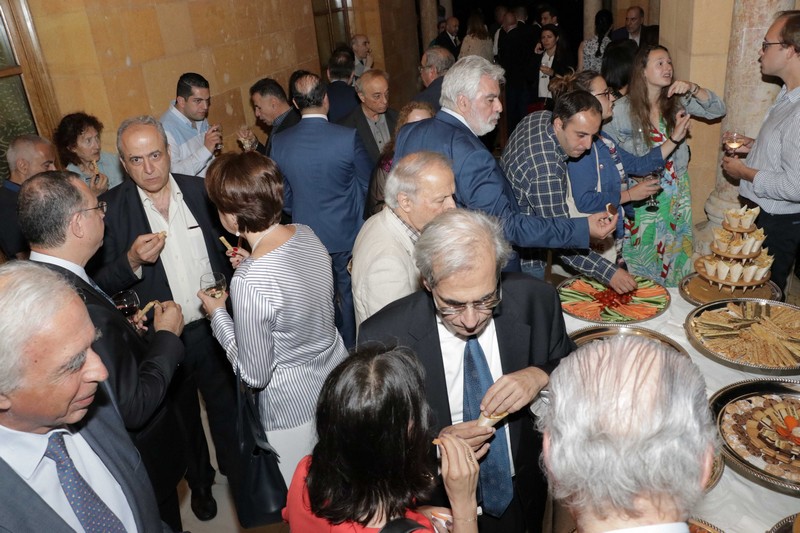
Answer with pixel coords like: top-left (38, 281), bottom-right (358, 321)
top-left (53, 112), bottom-right (103, 167)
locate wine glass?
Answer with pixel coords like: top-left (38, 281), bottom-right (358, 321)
top-left (237, 125), bottom-right (257, 152)
top-left (200, 272), bottom-right (227, 299)
top-left (112, 290), bottom-right (140, 318)
top-left (632, 172), bottom-right (661, 213)
top-left (723, 131), bottom-right (743, 157)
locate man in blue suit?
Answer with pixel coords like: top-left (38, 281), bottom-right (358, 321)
top-left (0, 261), bottom-right (171, 532)
top-left (394, 56), bottom-right (616, 269)
top-left (271, 71), bottom-right (372, 348)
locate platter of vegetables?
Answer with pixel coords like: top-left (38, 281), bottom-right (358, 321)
top-left (557, 276), bottom-right (670, 324)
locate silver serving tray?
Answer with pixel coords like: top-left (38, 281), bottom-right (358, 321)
top-left (557, 275), bottom-right (670, 325)
top-left (684, 298), bottom-right (800, 376)
top-left (570, 325), bottom-right (688, 357)
top-left (768, 513), bottom-right (800, 533)
top-left (710, 379), bottom-right (800, 497)
top-left (678, 272), bottom-right (782, 307)
top-left (688, 518), bottom-right (725, 533)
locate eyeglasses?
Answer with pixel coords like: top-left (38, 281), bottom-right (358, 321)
top-left (433, 282), bottom-right (502, 316)
top-left (762, 40), bottom-right (786, 51)
top-left (593, 89), bottom-right (616, 100)
top-left (76, 201), bottom-right (107, 215)
top-left (418, 64), bottom-right (432, 72)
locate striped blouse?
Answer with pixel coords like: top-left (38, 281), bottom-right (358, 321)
top-left (210, 225), bottom-right (348, 431)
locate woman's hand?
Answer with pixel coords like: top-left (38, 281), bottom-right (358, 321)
top-left (438, 434), bottom-right (479, 533)
top-left (197, 288), bottom-right (228, 317)
top-left (227, 246), bottom-right (250, 269)
top-left (671, 110), bottom-right (691, 142)
top-left (627, 178), bottom-right (660, 201)
top-left (90, 172), bottom-right (109, 195)
top-left (539, 65), bottom-right (554, 76)
top-left (668, 80), bottom-right (709, 101)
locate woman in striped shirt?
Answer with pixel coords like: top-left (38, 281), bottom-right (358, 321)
top-left (198, 151), bottom-right (348, 485)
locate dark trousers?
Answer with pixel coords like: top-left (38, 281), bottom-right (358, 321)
top-left (173, 319), bottom-right (238, 490)
top-left (506, 85), bottom-right (533, 137)
top-left (756, 209), bottom-right (800, 294)
top-left (331, 251), bottom-right (356, 349)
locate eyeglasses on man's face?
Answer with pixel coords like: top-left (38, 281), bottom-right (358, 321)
top-left (76, 201), bottom-right (107, 215)
top-left (762, 40), bottom-right (786, 52)
top-left (433, 282), bottom-right (502, 316)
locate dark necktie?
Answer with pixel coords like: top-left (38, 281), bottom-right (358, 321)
top-left (45, 432), bottom-right (127, 533)
top-left (463, 337), bottom-right (514, 517)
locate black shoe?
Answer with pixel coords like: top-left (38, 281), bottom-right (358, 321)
top-left (190, 486), bottom-right (217, 521)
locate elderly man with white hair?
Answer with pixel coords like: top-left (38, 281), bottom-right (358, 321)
top-left (539, 336), bottom-right (717, 532)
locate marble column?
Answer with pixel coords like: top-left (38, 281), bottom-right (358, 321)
top-left (584, 0), bottom-right (602, 41)
top-left (419, 0), bottom-right (438, 50)
top-left (696, 0), bottom-right (789, 254)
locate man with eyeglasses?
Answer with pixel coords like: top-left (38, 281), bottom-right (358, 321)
top-left (89, 115), bottom-right (239, 522)
top-left (359, 208), bottom-right (574, 533)
top-left (723, 10), bottom-right (800, 294)
top-left (17, 170), bottom-right (187, 530)
top-left (412, 45), bottom-right (455, 112)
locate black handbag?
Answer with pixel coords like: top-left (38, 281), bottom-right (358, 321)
top-left (231, 365), bottom-right (288, 528)
top-left (379, 517), bottom-right (427, 533)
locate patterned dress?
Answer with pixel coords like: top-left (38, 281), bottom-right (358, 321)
top-left (622, 121), bottom-right (693, 285)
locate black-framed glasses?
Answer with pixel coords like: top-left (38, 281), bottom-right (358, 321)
top-left (762, 40), bottom-right (786, 52)
top-left (433, 281), bottom-right (502, 316)
top-left (76, 201), bottom-right (107, 215)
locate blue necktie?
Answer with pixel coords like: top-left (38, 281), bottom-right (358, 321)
top-left (45, 432), bottom-right (127, 533)
top-left (463, 337), bottom-right (514, 517)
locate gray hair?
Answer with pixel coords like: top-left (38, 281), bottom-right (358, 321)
top-left (6, 134), bottom-right (51, 168)
top-left (538, 336), bottom-right (717, 520)
top-left (415, 208), bottom-right (511, 288)
top-left (355, 69), bottom-right (389, 95)
top-left (424, 46), bottom-right (455, 76)
top-left (440, 56), bottom-right (505, 111)
top-left (0, 261), bottom-right (78, 394)
top-left (18, 171), bottom-right (84, 248)
top-left (116, 115), bottom-right (168, 156)
top-left (384, 151), bottom-right (452, 209)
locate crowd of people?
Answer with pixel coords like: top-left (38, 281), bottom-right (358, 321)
top-left (0, 4), bottom-right (798, 533)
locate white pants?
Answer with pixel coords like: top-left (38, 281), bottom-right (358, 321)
top-left (266, 419), bottom-right (316, 486)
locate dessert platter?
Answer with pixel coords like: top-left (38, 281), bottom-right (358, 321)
top-left (711, 379), bottom-right (800, 497)
top-left (557, 276), bottom-right (669, 324)
top-left (685, 299), bottom-right (800, 375)
top-left (678, 272), bottom-right (781, 306)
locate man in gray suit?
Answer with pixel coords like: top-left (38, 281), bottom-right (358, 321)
top-left (0, 261), bottom-right (170, 532)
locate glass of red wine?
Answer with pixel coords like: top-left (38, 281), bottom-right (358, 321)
top-left (113, 289), bottom-right (140, 318)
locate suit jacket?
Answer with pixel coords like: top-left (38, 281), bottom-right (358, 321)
top-left (35, 261), bottom-right (186, 502)
top-left (497, 24), bottom-right (537, 88)
top-left (0, 385), bottom-right (170, 532)
top-left (412, 76), bottom-right (444, 111)
top-left (338, 107), bottom-right (399, 166)
top-left (610, 25), bottom-right (659, 48)
top-left (394, 111), bottom-right (589, 250)
top-left (532, 49), bottom-right (574, 98)
top-left (0, 185), bottom-right (26, 259)
top-left (327, 80), bottom-right (360, 123)
top-left (434, 30), bottom-right (461, 58)
top-left (259, 108), bottom-right (302, 158)
top-left (351, 207), bottom-right (420, 326)
top-left (271, 116), bottom-right (373, 253)
top-left (358, 273), bottom-right (575, 523)
top-left (90, 173), bottom-right (234, 302)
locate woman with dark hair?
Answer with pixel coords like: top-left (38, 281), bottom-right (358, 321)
top-left (54, 112), bottom-right (125, 194)
top-left (534, 24), bottom-right (573, 110)
top-left (197, 151), bottom-right (348, 485)
top-left (284, 344), bottom-right (479, 532)
top-left (459, 13), bottom-right (493, 62)
top-left (601, 39), bottom-right (638, 98)
top-left (366, 101), bottom-right (435, 216)
top-left (604, 45), bottom-right (725, 285)
top-left (578, 9), bottom-right (613, 72)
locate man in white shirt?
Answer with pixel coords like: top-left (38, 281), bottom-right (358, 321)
top-left (359, 208), bottom-right (574, 532)
top-left (159, 72), bottom-right (222, 177)
top-left (0, 261), bottom-right (171, 532)
top-left (539, 336), bottom-right (716, 533)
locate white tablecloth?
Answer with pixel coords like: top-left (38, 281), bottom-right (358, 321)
top-left (561, 288), bottom-right (800, 533)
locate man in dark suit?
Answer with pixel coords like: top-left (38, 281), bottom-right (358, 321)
top-left (90, 115), bottom-right (237, 521)
top-left (0, 261), bottom-right (172, 532)
top-left (610, 6), bottom-right (659, 49)
top-left (360, 209), bottom-right (574, 532)
top-left (394, 56), bottom-right (616, 268)
top-left (18, 170), bottom-right (188, 530)
top-left (412, 45), bottom-right (454, 112)
top-left (245, 77), bottom-right (301, 158)
top-left (338, 69), bottom-right (399, 166)
top-left (326, 48), bottom-right (360, 123)
top-left (435, 16), bottom-right (461, 58)
top-left (271, 71), bottom-right (372, 348)
top-left (0, 134), bottom-right (56, 260)
top-left (497, 10), bottom-right (536, 134)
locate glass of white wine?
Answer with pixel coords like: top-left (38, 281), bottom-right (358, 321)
top-left (200, 272), bottom-right (227, 299)
top-left (723, 130), bottom-right (744, 156)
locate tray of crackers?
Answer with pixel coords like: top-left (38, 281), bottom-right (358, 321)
top-left (685, 299), bottom-right (800, 375)
top-left (710, 379), bottom-right (800, 496)
top-left (679, 273), bottom-right (782, 306)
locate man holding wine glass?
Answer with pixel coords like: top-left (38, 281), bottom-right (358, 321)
top-left (722, 10), bottom-right (800, 293)
top-left (17, 170), bottom-right (189, 530)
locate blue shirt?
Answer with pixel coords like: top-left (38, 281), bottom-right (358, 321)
top-left (159, 103), bottom-right (213, 177)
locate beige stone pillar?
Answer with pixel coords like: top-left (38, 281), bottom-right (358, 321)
top-left (584, 0), bottom-right (602, 41)
top-left (419, 0), bottom-right (438, 51)
top-left (697, 0), bottom-right (790, 253)
top-left (649, 0), bottom-right (660, 24)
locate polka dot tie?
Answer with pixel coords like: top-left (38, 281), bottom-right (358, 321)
top-left (45, 432), bottom-right (126, 532)
top-left (463, 337), bottom-right (513, 517)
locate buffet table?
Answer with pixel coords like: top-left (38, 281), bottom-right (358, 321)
top-left (561, 287), bottom-right (799, 533)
